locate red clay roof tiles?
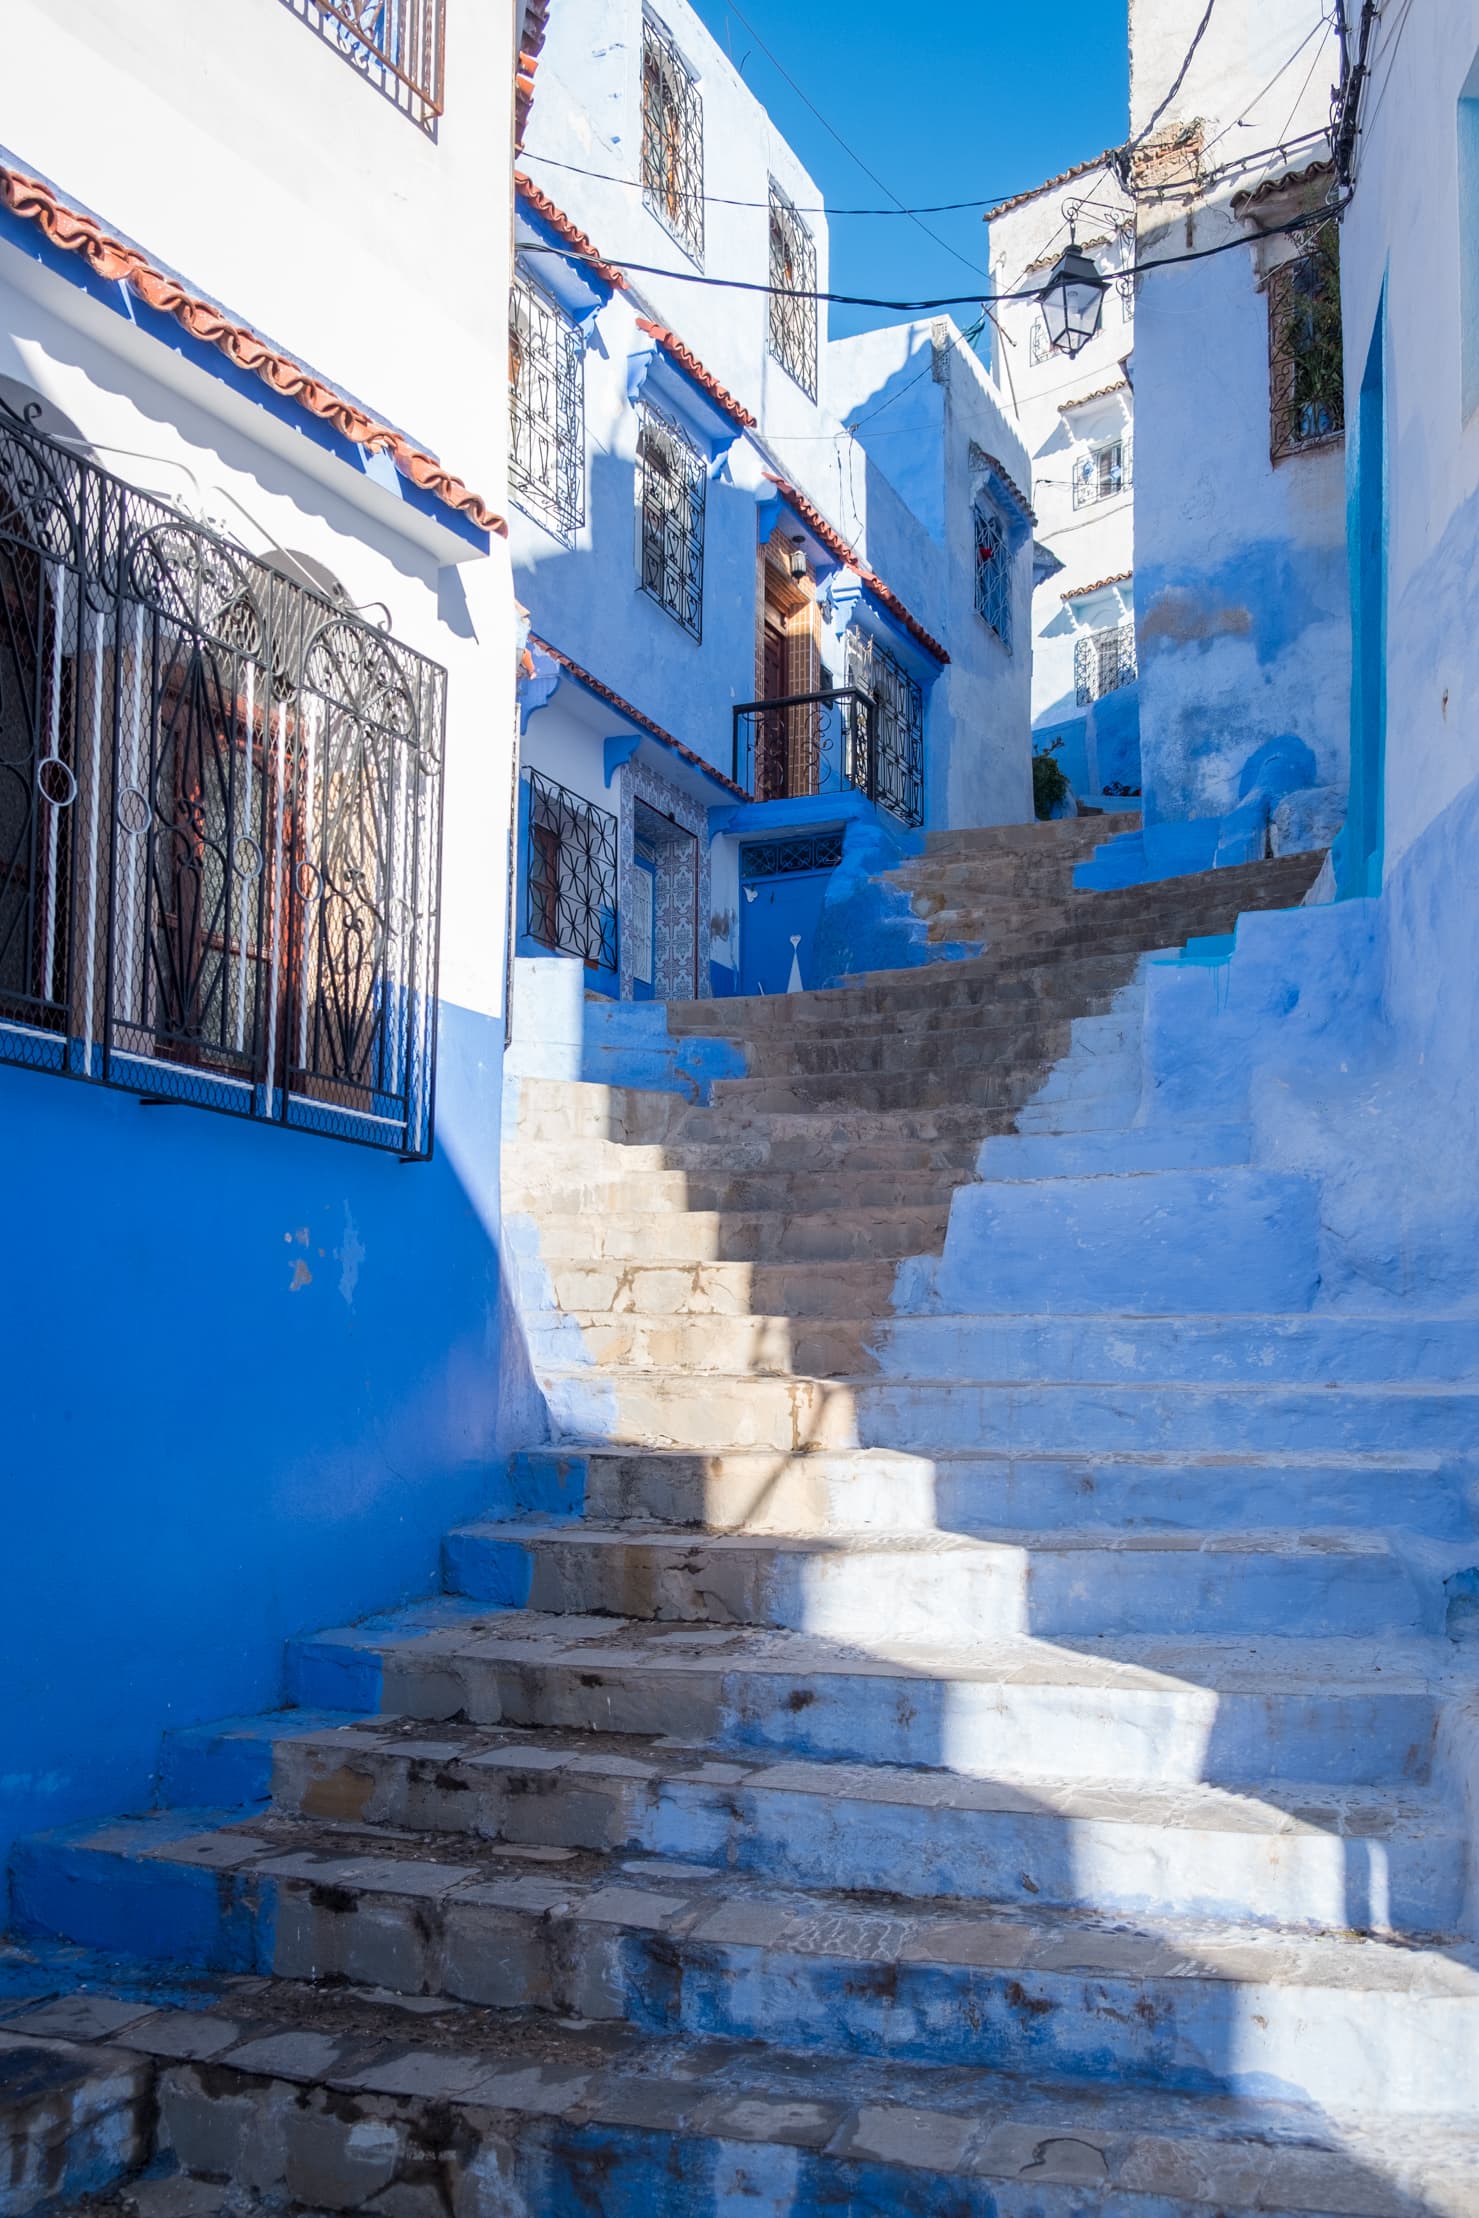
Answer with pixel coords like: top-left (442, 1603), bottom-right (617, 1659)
top-left (0, 162), bottom-right (504, 535)
top-left (634, 318), bottom-right (758, 431)
top-left (529, 634), bottom-right (750, 800)
top-left (763, 473), bottom-right (949, 665)
top-left (515, 173), bottom-right (628, 291)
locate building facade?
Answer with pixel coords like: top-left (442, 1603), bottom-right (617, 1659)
top-left (508, 0), bottom-right (1032, 1005)
top-left (986, 155), bottom-right (1141, 812)
top-left (0, 0), bottom-right (528, 1865)
top-left (1123, 0), bottom-right (1351, 878)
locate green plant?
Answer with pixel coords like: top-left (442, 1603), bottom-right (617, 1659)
top-left (1033, 737), bottom-right (1071, 820)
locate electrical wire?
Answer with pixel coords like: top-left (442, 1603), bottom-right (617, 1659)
top-left (1356, 0), bottom-right (1420, 153)
top-left (1126, 0), bottom-right (1220, 150)
top-left (519, 201), bottom-right (1349, 311)
top-left (521, 150), bottom-right (1015, 218)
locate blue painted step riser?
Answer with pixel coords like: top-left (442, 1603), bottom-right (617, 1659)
top-left (443, 1531), bottom-right (1430, 1641)
top-left (11, 1855), bottom-right (1472, 2116)
top-left (506, 1448), bottom-right (1475, 1540)
top-left (281, 1643), bottom-right (1440, 1788)
top-left (978, 1123), bottom-right (1255, 1179)
top-left (867, 1318), bottom-right (1479, 1387)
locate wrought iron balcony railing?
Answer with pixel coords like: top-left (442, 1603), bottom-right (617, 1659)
top-left (0, 398), bottom-right (446, 1156)
top-left (733, 683), bottom-right (923, 830)
top-left (289, 0), bottom-right (446, 123)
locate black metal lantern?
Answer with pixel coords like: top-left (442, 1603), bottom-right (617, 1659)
top-left (787, 536), bottom-right (809, 581)
top-left (1038, 234), bottom-right (1109, 358)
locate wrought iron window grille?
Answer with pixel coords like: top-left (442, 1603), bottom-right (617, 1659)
top-left (509, 267), bottom-right (586, 545)
top-left (1030, 317), bottom-right (1052, 366)
top-left (641, 15), bottom-right (704, 266)
top-left (523, 768), bottom-right (617, 971)
top-left (281, 0), bottom-right (445, 126)
top-left (636, 404), bottom-right (706, 640)
top-left (1268, 222), bottom-right (1345, 461)
top-left (973, 505), bottom-right (1012, 650)
top-left (0, 396), bottom-right (446, 1157)
top-left (1072, 439), bottom-right (1132, 509)
top-left (740, 831), bottom-right (845, 880)
top-left (846, 630), bottom-right (924, 829)
top-left (768, 180), bottom-right (818, 398)
top-left (1075, 618), bottom-right (1138, 705)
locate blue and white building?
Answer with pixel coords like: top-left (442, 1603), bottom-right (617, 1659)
top-left (0, 0), bottom-right (529, 1867)
top-left (508, 0), bottom-right (1032, 1002)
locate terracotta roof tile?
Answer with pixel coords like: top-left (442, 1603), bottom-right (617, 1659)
top-left (972, 449), bottom-right (1037, 526)
top-left (0, 162), bottom-right (503, 535)
top-left (762, 473), bottom-right (949, 665)
top-left (529, 634), bottom-right (750, 799)
top-left (515, 173), bottom-right (627, 290)
top-left (1231, 155), bottom-right (1336, 215)
top-left (514, 0), bottom-right (550, 153)
top-left (982, 150), bottom-right (1120, 225)
top-left (1058, 379), bottom-right (1132, 411)
top-left (635, 318), bottom-right (757, 431)
top-left (1062, 569), bottom-right (1134, 602)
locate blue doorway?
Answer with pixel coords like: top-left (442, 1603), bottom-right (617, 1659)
top-left (738, 832), bottom-right (841, 997)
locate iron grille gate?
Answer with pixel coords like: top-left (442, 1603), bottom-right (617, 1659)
top-left (524, 768), bottom-right (618, 971)
top-left (0, 399), bottom-right (446, 1156)
top-left (845, 631), bottom-right (924, 829)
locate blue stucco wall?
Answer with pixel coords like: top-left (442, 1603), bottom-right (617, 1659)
top-left (0, 1001), bottom-right (537, 1872)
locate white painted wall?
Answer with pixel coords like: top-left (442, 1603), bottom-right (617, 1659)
top-left (988, 162), bottom-right (1138, 799)
top-left (1126, 0), bottom-right (1350, 838)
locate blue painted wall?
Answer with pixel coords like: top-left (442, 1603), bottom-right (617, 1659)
top-left (1338, 288), bottom-right (1388, 902)
top-left (0, 1002), bottom-right (538, 1872)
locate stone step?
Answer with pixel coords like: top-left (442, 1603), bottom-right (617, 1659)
top-left (730, 1018), bottom-right (1075, 1078)
top-left (11, 1971), bottom-right (1470, 2218)
top-left (538, 1258), bottom-right (898, 1320)
top-left (929, 1169), bottom-right (1321, 1315)
top-left (513, 1084), bottom-right (1011, 1149)
top-left (443, 1521), bottom-right (1427, 1642)
top-left (14, 1816), bottom-right (1476, 2113)
top-left (702, 1064), bottom-right (1121, 1115)
top-left (524, 1205), bottom-right (951, 1265)
top-left (504, 1442), bottom-right (1472, 1540)
top-left (168, 1710), bottom-right (1468, 1935)
top-left (505, 1131), bottom-right (988, 1178)
top-left (503, 1166), bottom-right (969, 1217)
top-left (280, 1600), bottom-right (1457, 1787)
top-left (979, 1121), bottom-right (1254, 1178)
top-left (664, 948), bottom-right (1148, 1031)
top-left (924, 815), bottom-right (1134, 853)
top-left (536, 1369), bottom-right (1479, 1458)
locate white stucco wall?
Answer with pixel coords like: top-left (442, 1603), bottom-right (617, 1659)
top-left (988, 162), bottom-right (1138, 798)
top-left (1126, 0), bottom-right (1350, 834)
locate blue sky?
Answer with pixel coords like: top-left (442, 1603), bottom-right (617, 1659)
top-left (685, 0), bottom-right (1130, 338)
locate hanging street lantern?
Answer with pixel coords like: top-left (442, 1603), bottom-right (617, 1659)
top-left (1038, 233), bottom-right (1109, 359)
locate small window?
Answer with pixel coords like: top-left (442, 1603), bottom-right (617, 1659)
top-left (509, 265), bottom-right (585, 543)
top-left (1073, 438), bottom-right (1131, 509)
top-left (768, 179), bottom-right (818, 397)
top-left (1030, 317), bottom-right (1052, 366)
top-left (845, 629), bottom-right (923, 828)
top-left (1075, 618), bottom-right (1138, 704)
top-left (1268, 222), bottom-right (1345, 461)
top-left (525, 769), bottom-right (618, 970)
top-left (636, 403), bottom-right (706, 639)
top-left (641, 15), bottom-right (704, 266)
top-left (973, 505), bottom-right (1012, 650)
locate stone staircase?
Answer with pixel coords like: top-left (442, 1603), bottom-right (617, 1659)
top-left (5, 824), bottom-right (1479, 2218)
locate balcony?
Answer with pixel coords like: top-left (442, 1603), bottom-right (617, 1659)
top-left (0, 398), bottom-right (446, 1156)
top-left (286, 0), bottom-right (446, 125)
top-left (733, 685), bottom-right (922, 830)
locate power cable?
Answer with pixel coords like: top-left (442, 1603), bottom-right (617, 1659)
top-left (522, 151), bottom-right (1017, 218)
top-left (1126, 0), bottom-right (1219, 152)
top-left (1356, 0), bottom-right (1419, 154)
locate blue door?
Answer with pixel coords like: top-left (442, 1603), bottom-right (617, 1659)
top-left (738, 834), bottom-right (841, 996)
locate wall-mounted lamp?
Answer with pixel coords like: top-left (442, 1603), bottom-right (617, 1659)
top-left (787, 537), bottom-right (809, 581)
top-left (1038, 229), bottom-right (1109, 359)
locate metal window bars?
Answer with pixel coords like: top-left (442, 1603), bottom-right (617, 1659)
top-left (973, 505), bottom-right (1011, 650)
top-left (768, 180), bottom-right (818, 398)
top-left (1268, 222), bottom-right (1345, 462)
top-left (0, 396), bottom-right (446, 1157)
top-left (636, 404), bottom-right (706, 640)
top-left (523, 768), bottom-right (617, 971)
top-left (641, 15), bottom-right (704, 265)
top-left (288, 0), bottom-right (445, 124)
top-left (845, 631), bottom-right (924, 829)
top-left (509, 267), bottom-right (586, 545)
top-left (1075, 619), bottom-right (1138, 705)
top-left (1072, 439), bottom-right (1133, 509)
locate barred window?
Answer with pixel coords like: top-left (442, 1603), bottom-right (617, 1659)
top-left (524, 769), bottom-right (617, 971)
top-left (1075, 619), bottom-right (1138, 705)
top-left (768, 180), bottom-right (818, 397)
top-left (845, 630), bottom-right (924, 829)
top-left (287, 1), bottom-right (445, 125)
top-left (1268, 223), bottom-right (1344, 461)
top-left (1030, 317), bottom-right (1052, 366)
top-left (1073, 439), bottom-right (1132, 509)
top-left (509, 266), bottom-right (585, 543)
top-left (641, 15), bottom-right (704, 266)
top-left (973, 505), bottom-right (1011, 649)
top-left (636, 404), bottom-right (705, 639)
top-left (0, 396), bottom-right (445, 1156)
